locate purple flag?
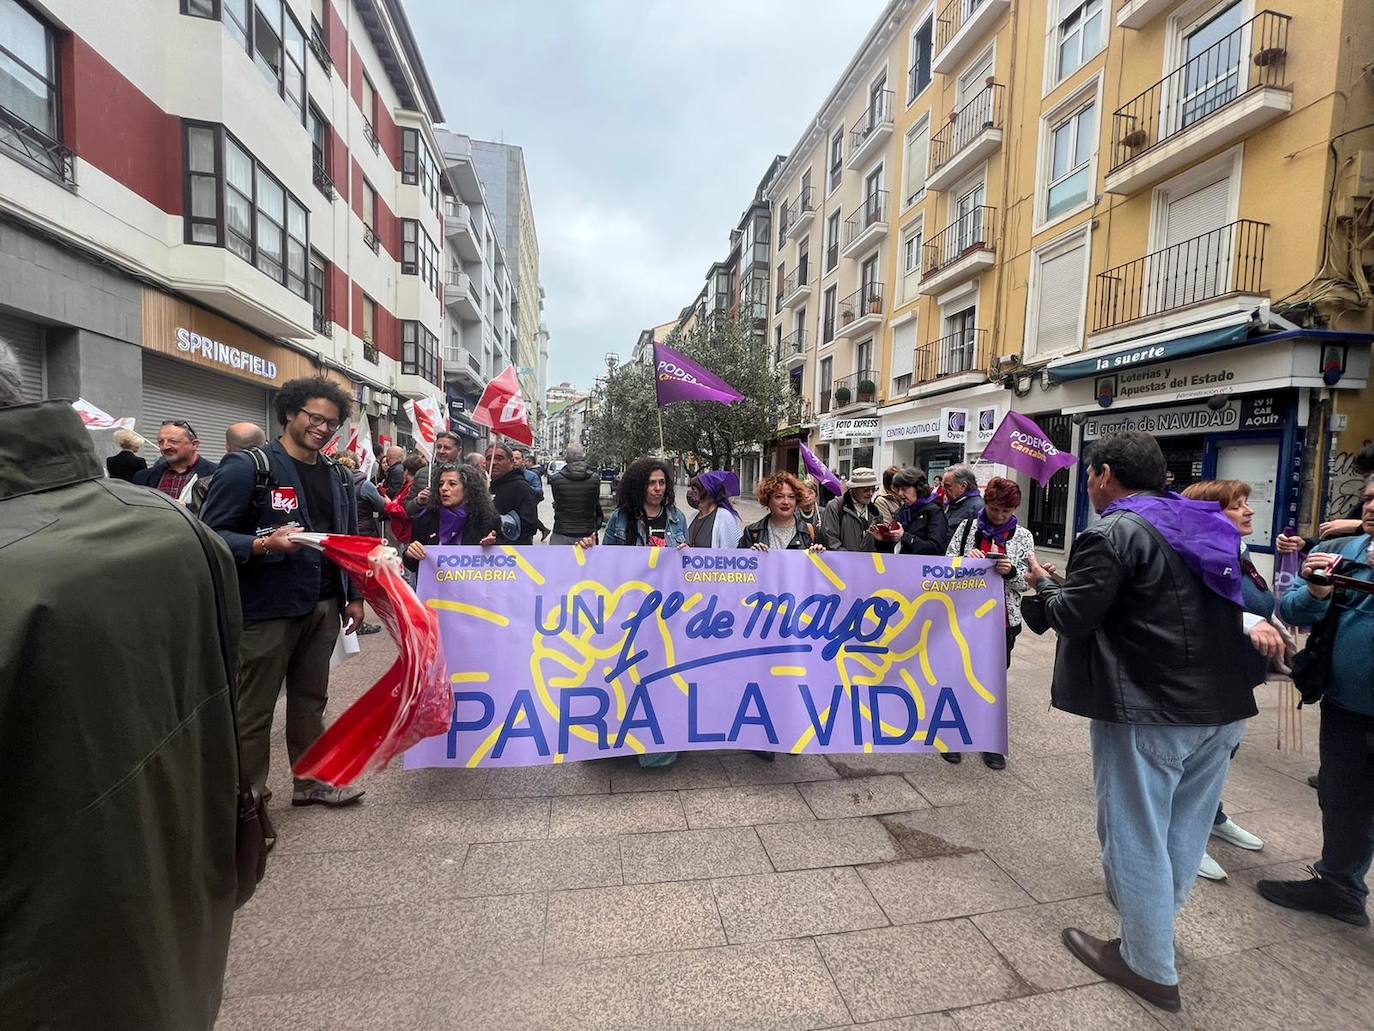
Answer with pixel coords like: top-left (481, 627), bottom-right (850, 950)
top-left (980, 412), bottom-right (1076, 482)
top-left (654, 341), bottom-right (745, 406)
top-left (1101, 493), bottom-right (1244, 605)
top-left (799, 442), bottom-right (843, 498)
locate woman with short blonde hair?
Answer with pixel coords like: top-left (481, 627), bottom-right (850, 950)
top-left (106, 428), bottom-right (147, 482)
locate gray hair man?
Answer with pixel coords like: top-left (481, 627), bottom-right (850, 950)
top-left (941, 463), bottom-right (984, 538)
top-left (548, 442), bottom-right (602, 544)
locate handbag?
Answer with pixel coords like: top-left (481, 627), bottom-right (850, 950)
top-left (167, 499), bottom-right (267, 908)
top-left (1289, 587), bottom-right (1347, 706)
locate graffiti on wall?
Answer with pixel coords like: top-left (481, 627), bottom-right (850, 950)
top-left (1328, 385), bottom-right (1374, 521)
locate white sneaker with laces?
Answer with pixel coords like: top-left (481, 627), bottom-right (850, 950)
top-left (1198, 852), bottom-right (1228, 881)
top-left (1211, 817), bottom-right (1264, 851)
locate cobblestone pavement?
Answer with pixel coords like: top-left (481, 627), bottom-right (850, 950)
top-left (217, 526), bottom-right (1372, 1030)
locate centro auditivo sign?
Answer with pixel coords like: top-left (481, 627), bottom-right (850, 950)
top-left (175, 326), bottom-right (279, 381)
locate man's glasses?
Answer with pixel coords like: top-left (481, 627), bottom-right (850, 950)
top-left (300, 410), bottom-right (343, 432)
top-left (160, 419), bottom-right (198, 441)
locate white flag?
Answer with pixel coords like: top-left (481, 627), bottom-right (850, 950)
top-left (72, 398), bottom-right (135, 431)
top-left (402, 396), bottom-right (447, 460)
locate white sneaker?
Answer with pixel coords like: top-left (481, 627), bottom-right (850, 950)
top-left (1198, 852), bottom-right (1228, 881)
top-left (1211, 817), bottom-right (1264, 851)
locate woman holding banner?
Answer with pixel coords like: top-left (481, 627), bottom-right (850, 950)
top-left (685, 470), bottom-right (743, 549)
top-left (878, 467), bottom-right (948, 555)
top-left (403, 464), bottom-right (501, 573)
top-left (739, 472), bottom-right (825, 552)
top-left (945, 476), bottom-right (1034, 770)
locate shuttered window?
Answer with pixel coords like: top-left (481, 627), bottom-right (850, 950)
top-left (1031, 238), bottom-right (1088, 356)
top-left (0, 313), bottom-right (44, 402)
top-left (890, 319), bottom-right (917, 383)
top-left (141, 354), bottom-right (271, 463)
top-left (903, 120), bottom-right (929, 207)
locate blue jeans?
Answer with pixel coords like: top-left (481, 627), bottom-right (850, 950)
top-left (1091, 718), bottom-right (1247, 985)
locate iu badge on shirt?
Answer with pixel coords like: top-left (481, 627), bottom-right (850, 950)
top-left (271, 486), bottom-right (300, 513)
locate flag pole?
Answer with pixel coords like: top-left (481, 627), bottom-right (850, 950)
top-left (656, 407), bottom-right (666, 455)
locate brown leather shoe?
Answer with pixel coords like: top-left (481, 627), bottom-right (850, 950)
top-left (1061, 928), bottom-right (1181, 1013)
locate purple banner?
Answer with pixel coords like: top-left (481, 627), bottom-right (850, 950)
top-left (406, 547), bottom-right (1008, 768)
top-left (800, 442), bottom-right (844, 498)
top-left (979, 411), bottom-right (1076, 483)
top-left (654, 341), bottom-right (745, 406)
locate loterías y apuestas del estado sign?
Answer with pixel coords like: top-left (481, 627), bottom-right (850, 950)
top-left (175, 327), bottom-right (278, 381)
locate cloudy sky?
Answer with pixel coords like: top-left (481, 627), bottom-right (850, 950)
top-left (406, 0), bottom-right (889, 391)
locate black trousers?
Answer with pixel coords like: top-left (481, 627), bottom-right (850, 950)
top-left (1316, 701), bottom-right (1374, 905)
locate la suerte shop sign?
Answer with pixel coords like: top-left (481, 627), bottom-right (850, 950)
top-left (175, 327), bottom-right (279, 381)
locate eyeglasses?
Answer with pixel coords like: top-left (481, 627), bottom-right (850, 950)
top-left (160, 419), bottom-right (198, 441)
top-left (300, 410), bottom-right (343, 432)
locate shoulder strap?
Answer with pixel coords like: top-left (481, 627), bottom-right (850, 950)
top-left (958, 519), bottom-right (974, 554)
top-left (243, 446), bottom-right (273, 507)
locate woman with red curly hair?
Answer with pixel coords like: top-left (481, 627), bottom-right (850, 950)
top-left (738, 471), bottom-right (825, 551)
top-left (945, 476), bottom-right (1036, 770)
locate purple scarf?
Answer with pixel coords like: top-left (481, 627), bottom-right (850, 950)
top-left (439, 504), bottom-right (469, 545)
top-left (976, 508), bottom-right (1017, 546)
top-left (696, 470), bottom-right (740, 516)
top-left (898, 492), bottom-right (939, 526)
top-left (1101, 492), bottom-right (1243, 605)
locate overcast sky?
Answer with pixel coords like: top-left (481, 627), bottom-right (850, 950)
top-left (406, 0), bottom-right (888, 392)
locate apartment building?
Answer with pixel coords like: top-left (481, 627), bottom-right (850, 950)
top-left (435, 129), bottom-right (516, 454)
top-left (0, 0), bottom-right (450, 459)
top-left (771, 0), bottom-right (1374, 574)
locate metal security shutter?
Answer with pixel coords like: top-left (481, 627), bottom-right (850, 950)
top-left (1033, 240), bottom-right (1088, 354)
top-left (141, 354), bottom-right (270, 463)
top-left (0, 312), bottom-right (45, 402)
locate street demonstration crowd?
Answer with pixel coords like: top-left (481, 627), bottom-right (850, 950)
top-left (1, 345), bottom-right (1372, 1027)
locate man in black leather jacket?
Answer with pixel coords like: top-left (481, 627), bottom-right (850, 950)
top-left (548, 443), bottom-right (603, 544)
top-left (1021, 431), bottom-right (1275, 1014)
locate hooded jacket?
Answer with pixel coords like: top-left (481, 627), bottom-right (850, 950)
top-left (821, 492), bottom-right (880, 552)
top-left (491, 467), bottom-right (540, 545)
top-left (549, 461), bottom-right (603, 537)
top-left (0, 401), bottom-right (239, 1029)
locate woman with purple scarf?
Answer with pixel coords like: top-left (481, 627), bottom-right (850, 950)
top-left (876, 466), bottom-right (949, 554)
top-left (945, 476), bottom-right (1035, 770)
top-left (403, 464), bottom-right (501, 573)
top-left (686, 470), bottom-right (744, 549)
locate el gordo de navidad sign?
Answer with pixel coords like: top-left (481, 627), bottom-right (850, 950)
top-left (175, 326), bottom-right (279, 381)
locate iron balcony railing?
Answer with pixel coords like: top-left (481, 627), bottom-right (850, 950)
top-left (312, 160), bottom-right (335, 200)
top-left (312, 308), bottom-right (328, 334)
top-left (362, 222), bottom-right (379, 253)
top-left (362, 339), bottom-right (379, 364)
top-left (838, 283), bottom-right (885, 331)
top-left (308, 19), bottom-right (332, 75)
top-left (922, 205), bottom-right (996, 277)
top-left (820, 388), bottom-right (832, 414)
top-left (822, 314), bottom-right (835, 345)
top-left (779, 327), bottom-right (806, 361)
top-left (935, 0), bottom-right (977, 54)
top-left (844, 190), bottom-right (889, 248)
top-left (930, 83), bottom-right (1004, 176)
top-left (1109, 10), bottom-right (1291, 174)
top-left (831, 368), bottom-right (880, 408)
top-left (825, 240), bottom-right (839, 272)
top-left (917, 328), bottom-right (989, 382)
top-left (848, 89), bottom-right (895, 154)
top-left (783, 185), bottom-right (815, 236)
top-left (779, 262), bottom-right (809, 299)
top-left (0, 105), bottom-right (75, 186)
top-left (362, 117), bottom-right (379, 154)
top-left (1090, 219), bottom-right (1268, 333)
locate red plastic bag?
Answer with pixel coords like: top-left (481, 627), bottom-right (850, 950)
top-left (291, 533), bottom-right (450, 785)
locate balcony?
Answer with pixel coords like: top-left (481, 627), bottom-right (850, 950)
top-left (1104, 11), bottom-right (1292, 195)
top-left (927, 84), bottom-right (1004, 193)
top-left (444, 343), bottom-right (485, 389)
top-left (362, 339), bottom-right (379, 365)
top-left (846, 90), bottom-right (895, 171)
top-left (1089, 219), bottom-right (1268, 334)
top-left (444, 271), bottom-right (480, 322)
top-left (777, 263), bottom-right (813, 310)
top-left (830, 368), bottom-right (880, 411)
top-left (837, 283), bottom-right (886, 339)
top-left (841, 190), bottom-right (889, 259)
top-left (777, 327), bottom-right (807, 370)
top-left (312, 160), bottom-right (336, 201)
top-left (933, 0), bottom-right (1010, 75)
top-left (920, 206), bottom-right (996, 295)
top-left (825, 241), bottom-right (839, 274)
top-left (362, 117), bottom-right (379, 154)
top-left (783, 186), bottom-right (816, 241)
top-left (0, 105), bottom-right (75, 186)
top-left (444, 201), bottom-right (480, 260)
top-left (1117, 0), bottom-right (1180, 30)
top-left (362, 222), bottom-right (379, 253)
top-left (915, 329), bottom-right (989, 385)
top-left (308, 19), bottom-right (332, 75)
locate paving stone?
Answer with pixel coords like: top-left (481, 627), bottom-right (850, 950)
top-left (547, 789), bottom-right (686, 837)
top-left (620, 826), bottom-right (773, 884)
top-left (239, 848), bottom-right (468, 914)
top-left (799, 775), bottom-right (930, 818)
top-left (897, 757), bottom-right (1042, 808)
top-left (948, 982), bottom-right (1162, 1030)
top-left (680, 783), bottom-right (815, 828)
top-left (818, 918), bottom-right (1030, 1022)
top-left (712, 867), bottom-right (888, 943)
top-left (970, 895), bottom-right (1122, 991)
top-left (396, 761), bottom-right (612, 802)
top-left (1215, 751), bottom-right (1326, 815)
top-left (458, 836), bottom-right (621, 896)
top-left (858, 854), bottom-right (1033, 924)
top-left (821, 1016), bottom-right (959, 1031)
top-left (1260, 928), bottom-right (1374, 1025)
top-left (1009, 752), bottom-right (1096, 801)
top-left (608, 751), bottom-right (732, 792)
top-left (719, 751), bottom-right (842, 786)
top-left (215, 979), bottom-right (433, 1031)
top-left (757, 817), bottom-right (903, 871)
top-left (1151, 948), bottom-right (1358, 1030)
top-left (399, 797), bottom-right (553, 850)
top-left (543, 881), bottom-right (724, 963)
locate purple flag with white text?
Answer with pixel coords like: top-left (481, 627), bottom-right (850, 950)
top-left (799, 442), bottom-right (844, 498)
top-left (653, 341), bottom-right (745, 406)
top-left (979, 412), bottom-right (1076, 483)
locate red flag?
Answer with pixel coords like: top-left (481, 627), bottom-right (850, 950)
top-left (472, 366), bottom-right (533, 445)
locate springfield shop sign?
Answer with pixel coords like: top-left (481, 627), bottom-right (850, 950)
top-left (820, 416), bottom-right (879, 441)
top-left (176, 327), bottom-right (279, 381)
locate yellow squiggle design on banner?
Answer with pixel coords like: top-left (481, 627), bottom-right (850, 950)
top-left (427, 598), bottom-right (510, 627)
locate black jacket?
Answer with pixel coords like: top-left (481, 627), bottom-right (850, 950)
top-left (491, 467), bottom-right (539, 545)
top-left (403, 506), bottom-right (503, 572)
top-left (134, 454), bottom-right (218, 489)
top-left (1021, 508), bottom-right (1257, 726)
top-left (549, 462), bottom-right (603, 537)
top-left (878, 502), bottom-right (948, 555)
top-left (944, 491), bottom-right (985, 532)
top-left (200, 440), bottom-right (360, 620)
top-left (105, 449), bottom-right (146, 482)
top-left (738, 514), bottom-right (817, 549)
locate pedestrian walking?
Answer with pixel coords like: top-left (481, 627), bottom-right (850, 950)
top-left (548, 443), bottom-right (603, 544)
top-left (941, 463), bottom-right (985, 530)
top-left (488, 442), bottom-right (540, 545)
top-left (820, 467), bottom-right (882, 552)
top-left (105, 427), bottom-right (147, 481)
top-left (134, 418), bottom-right (217, 498)
top-left (1020, 431), bottom-right (1279, 1013)
top-left (1257, 473), bottom-right (1374, 926)
top-left (0, 350), bottom-right (241, 1030)
top-left (877, 466), bottom-right (948, 554)
top-left (403, 464), bottom-right (501, 573)
top-left (200, 376), bottom-right (366, 845)
top-left (944, 476), bottom-right (1034, 770)
top-left (739, 471), bottom-right (824, 552)
top-left (685, 470), bottom-right (744, 549)
top-left (589, 456), bottom-right (687, 549)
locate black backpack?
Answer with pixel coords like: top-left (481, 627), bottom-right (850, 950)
top-left (187, 446), bottom-right (273, 516)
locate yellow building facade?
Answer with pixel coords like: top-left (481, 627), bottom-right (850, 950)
top-left (769, 0), bottom-right (1374, 566)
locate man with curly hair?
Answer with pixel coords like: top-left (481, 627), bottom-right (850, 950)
top-left (201, 376), bottom-right (366, 841)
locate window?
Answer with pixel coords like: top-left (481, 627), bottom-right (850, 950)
top-left (362, 179), bottom-right (377, 251)
top-left (901, 221), bottom-right (923, 301)
top-left (1055, 0), bottom-right (1104, 83)
top-left (194, 0), bottom-right (304, 122)
top-left (1046, 100), bottom-right (1096, 220)
top-left (855, 339), bottom-right (873, 377)
top-left (361, 294), bottom-right (376, 345)
top-left (1028, 231), bottom-right (1088, 356)
top-left (797, 237), bottom-right (809, 286)
top-left (309, 251), bottom-right (328, 333)
top-left (361, 74), bottom-right (378, 150)
top-left (1, 0), bottom-right (65, 176)
top-left (825, 211), bottom-right (841, 271)
top-left (308, 103), bottom-right (332, 194)
top-left (902, 118), bottom-right (929, 208)
top-left (1180, 1), bottom-right (1245, 129)
top-left (822, 286), bottom-right (837, 344)
top-left (828, 129), bottom-right (844, 193)
top-left (819, 356), bottom-right (833, 412)
top-left (281, 13), bottom-right (306, 122)
top-left (940, 306), bottom-right (977, 375)
top-left (182, 0), bottom-right (217, 17)
top-left (223, 0), bottom-right (249, 49)
top-left (778, 197), bottom-right (788, 249)
top-left (860, 254), bottom-right (879, 303)
top-left (891, 319), bottom-right (916, 392)
top-left (183, 121), bottom-right (309, 298)
top-left (403, 321), bottom-right (440, 385)
top-left (908, 16), bottom-right (933, 102)
top-left (401, 219), bottom-right (439, 293)
top-left (402, 127), bottom-right (418, 184)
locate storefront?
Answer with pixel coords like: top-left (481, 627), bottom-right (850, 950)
top-left (878, 387), bottom-right (1007, 482)
top-left (818, 415), bottom-right (879, 480)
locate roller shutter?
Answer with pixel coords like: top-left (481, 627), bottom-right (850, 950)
top-left (0, 312), bottom-right (45, 402)
top-left (141, 353), bottom-right (271, 463)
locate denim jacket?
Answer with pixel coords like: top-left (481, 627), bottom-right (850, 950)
top-left (601, 506), bottom-right (688, 547)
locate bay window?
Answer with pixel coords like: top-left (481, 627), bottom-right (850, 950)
top-left (0, 0), bottom-right (72, 182)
